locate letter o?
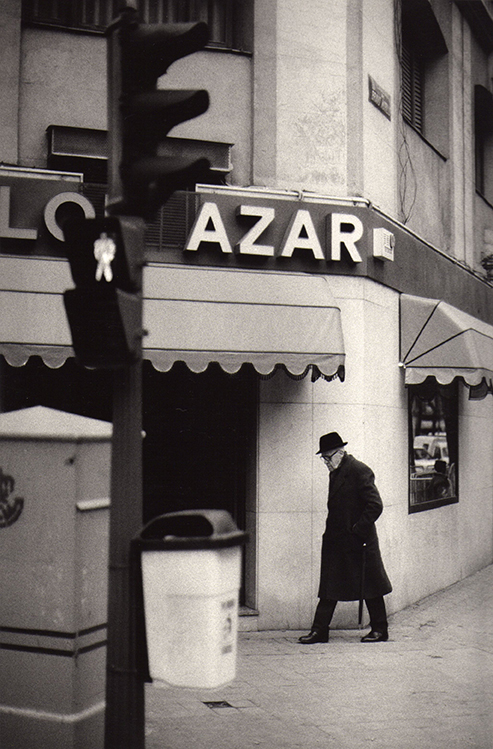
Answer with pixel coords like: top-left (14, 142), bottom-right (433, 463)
top-left (44, 192), bottom-right (96, 242)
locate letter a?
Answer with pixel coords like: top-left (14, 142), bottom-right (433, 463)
top-left (279, 209), bottom-right (324, 259)
top-left (185, 202), bottom-right (233, 254)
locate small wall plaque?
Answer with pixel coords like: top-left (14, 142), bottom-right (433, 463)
top-left (368, 76), bottom-right (391, 120)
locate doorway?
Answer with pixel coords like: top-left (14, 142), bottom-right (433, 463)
top-left (142, 362), bottom-right (257, 523)
top-left (1, 357), bottom-right (258, 602)
top-left (142, 361), bottom-right (258, 605)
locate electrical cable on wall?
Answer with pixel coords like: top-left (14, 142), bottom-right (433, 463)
top-left (394, 0), bottom-right (417, 224)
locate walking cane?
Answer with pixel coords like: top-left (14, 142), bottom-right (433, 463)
top-left (358, 542), bottom-right (367, 628)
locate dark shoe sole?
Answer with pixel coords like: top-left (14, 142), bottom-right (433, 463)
top-left (360, 632), bottom-right (388, 643)
top-left (298, 633), bottom-right (329, 644)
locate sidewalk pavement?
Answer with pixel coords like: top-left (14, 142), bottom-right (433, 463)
top-left (145, 565), bottom-right (493, 749)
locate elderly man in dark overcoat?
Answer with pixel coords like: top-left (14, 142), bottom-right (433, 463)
top-left (299, 432), bottom-right (392, 644)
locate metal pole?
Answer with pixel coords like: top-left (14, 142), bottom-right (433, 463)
top-left (104, 6), bottom-right (146, 744)
top-left (358, 542), bottom-right (367, 627)
top-left (104, 359), bottom-right (145, 749)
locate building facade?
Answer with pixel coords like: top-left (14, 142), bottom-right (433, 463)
top-left (1, 0), bottom-right (493, 643)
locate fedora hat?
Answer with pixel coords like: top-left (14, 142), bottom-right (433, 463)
top-left (316, 432), bottom-right (348, 454)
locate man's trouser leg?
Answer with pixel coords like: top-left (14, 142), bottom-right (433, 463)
top-left (312, 598), bottom-right (338, 634)
top-left (365, 596), bottom-right (388, 634)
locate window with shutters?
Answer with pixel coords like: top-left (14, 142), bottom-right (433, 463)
top-left (475, 85), bottom-right (493, 204)
top-left (400, 0), bottom-right (449, 155)
top-left (22, 0), bottom-right (252, 52)
top-left (401, 40), bottom-right (424, 134)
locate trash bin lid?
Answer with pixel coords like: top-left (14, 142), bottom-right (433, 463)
top-left (135, 509), bottom-right (248, 550)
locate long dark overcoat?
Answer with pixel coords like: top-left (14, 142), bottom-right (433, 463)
top-left (318, 453), bottom-right (392, 601)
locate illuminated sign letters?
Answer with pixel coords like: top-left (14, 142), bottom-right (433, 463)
top-left (0, 177), bottom-right (377, 266)
top-left (280, 209), bottom-right (324, 259)
top-left (0, 185), bottom-right (95, 243)
top-left (186, 202), bottom-right (233, 254)
top-left (0, 186), bottom-right (37, 241)
top-left (330, 213), bottom-right (363, 262)
top-left (43, 192), bottom-right (95, 242)
top-left (235, 205), bottom-right (275, 256)
top-left (185, 201), bottom-right (365, 263)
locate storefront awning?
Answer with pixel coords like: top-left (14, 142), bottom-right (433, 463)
top-left (0, 258), bottom-right (345, 380)
top-left (143, 265), bottom-right (345, 379)
top-left (400, 293), bottom-right (493, 388)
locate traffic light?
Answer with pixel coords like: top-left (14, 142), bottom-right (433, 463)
top-left (106, 6), bottom-right (213, 218)
top-left (63, 216), bottom-right (144, 368)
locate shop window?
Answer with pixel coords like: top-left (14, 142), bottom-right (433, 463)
top-left (475, 85), bottom-right (493, 204)
top-left (22, 0), bottom-right (252, 52)
top-left (401, 0), bottom-right (449, 155)
top-left (408, 379), bottom-right (458, 513)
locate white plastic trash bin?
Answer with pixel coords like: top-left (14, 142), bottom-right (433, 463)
top-left (136, 510), bottom-right (248, 689)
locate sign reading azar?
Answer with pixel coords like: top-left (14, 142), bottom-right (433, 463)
top-left (0, 171), bottom-right (394, 265)
top-left (185, 202), bottom-right (364, 262)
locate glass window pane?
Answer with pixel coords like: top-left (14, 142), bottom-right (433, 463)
top-left (409, 380), bottom-right (458, 511)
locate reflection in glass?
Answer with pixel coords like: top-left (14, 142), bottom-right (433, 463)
top-left (409, 380), bottom-right (458, 510)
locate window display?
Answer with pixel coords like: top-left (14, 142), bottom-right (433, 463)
top-left (409, 379), bottom-right (458, 512)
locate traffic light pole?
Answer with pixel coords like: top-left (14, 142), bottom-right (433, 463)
top-left (104, 11), bottom-right (145, 745)
top-left (105, 359), bottom-right (145, 749)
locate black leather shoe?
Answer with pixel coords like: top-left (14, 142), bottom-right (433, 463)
top-left (360, 630), bottom-right (388, 643)
top-left (298, 630), bottom-right (329, 644)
